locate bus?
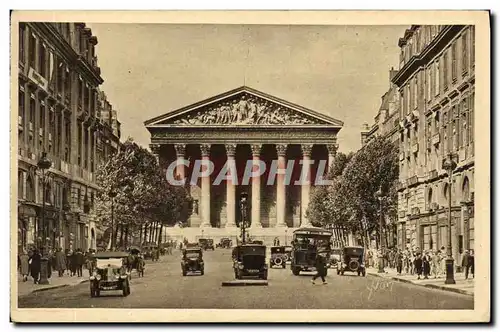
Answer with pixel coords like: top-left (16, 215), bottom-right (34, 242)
top-left (290, 227), bottom-right (333, 276)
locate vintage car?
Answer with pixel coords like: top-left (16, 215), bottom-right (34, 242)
top-left (329, 248), bottom-right (342, 268)
top-left (337, 246), bottom-right (366, 276)
top-left (181, 247), bottom-right (204, 276)
top-left (290, 227), bottom-right (332, 276)
top-left (216, 238), bottom-right (232, 249)
top-left (232, 244), bottom-right (268, 280)
top-left (284, 246), bottom-right (292, 262)
top-left (198, 238), bottom-right (215, 251)
top-left (90, 251), bottom-right (131, 297)
top-left (269, 246), bottom-right (287, 268)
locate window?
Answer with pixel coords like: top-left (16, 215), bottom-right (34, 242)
top-left (39, 102), bottom-right (45, 134)
top-left (461, 98), bottom-right (468, 147)
top-left (28, 34), bottom-right (36, 68)
top-left (84, 86), bottom-right (89, 109)
top-left (470, 92), bottom-right (474, 143)
top-left (452, 42), bottom-right (457, 82)
top-left (38, 41), bottom-right (46, 77)
top-left (77, 188), bottom-right (81, 206)
top-left (78, 79), bottom-right (83, 106)
top-left (435, 60), bottom-right (440, 96)
top-left (29, 97), bottom-right (35, 125)
top-left (84, 127), bottom-right (89, 168)
top-left (19, 90), bottom-right (25, 130)
top-left (415, 30), bottom-right (420, 53)
top-left (64, 67), bottom-right (71, 99)
top-left (413, 76), bottom-right (418, 109)
top-left (49, 110), bottom-right (54, 153)
top-left (462, 31), bottom-right (469, 74)
top-left (19, 25), bottom-right (25, 63)
top-left (78, 122), bottom-right (82, 164)
top-left (443, 51), bottom-right (448, 91)
top-left (56, 113), bottom-right (62, 155)
top-left (471, 26), bottom-right (475, 66)
top-left (57, 59), bottom-right (64, 94)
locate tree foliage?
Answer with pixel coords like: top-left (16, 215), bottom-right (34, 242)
top-left (307, 137), bottom-right (398, 246)
top-left (93, 138), bottom-right (191, 248)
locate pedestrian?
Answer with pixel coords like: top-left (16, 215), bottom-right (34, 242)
top-left (414, 253), bottom-right (423, 280)
top-left (431, 251), bottom-right (440, 278)
top-left (53, 247), bottom-right (65, 277)
top-left (65, 249), bottom-right (72, 276)
top-left (75, 248), bottom-right (84, 277)
top-left (311, 252), bottom-right (327, 285)
top-left (19, 249), bottom-right (30, 282)
top-left (468, 250), bottom-right (474, 279)
top-left (463, 250), bottom-right (474, 279)
top-left (396, 249), bottom-right (403, 275)
top-left (422, 251), bottom-right (431, 279)
top-left (30, 248), bottom-right (41, 284)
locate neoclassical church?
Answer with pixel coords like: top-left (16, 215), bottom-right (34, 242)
top-left (144, 86), bottom-right (343, 243)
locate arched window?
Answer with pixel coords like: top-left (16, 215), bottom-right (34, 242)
top-left (443, 183), bottom-right (450, 203)
top-left (26, 175), bottom-right (34, 202)
top-left (462, 177), bottom-right (470, 202)
top-left (427, 187), bottom-right (433, 209)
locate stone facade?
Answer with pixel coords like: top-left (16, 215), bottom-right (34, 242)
top-left (391, 25), bottom-right (475, 266)
top-left (145, 86), bottom-right (343, 242)
top-left (17, 22), bottom-right (121, 252)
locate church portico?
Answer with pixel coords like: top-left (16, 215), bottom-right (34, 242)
top-left (145, 86), bottom-right (343, 239)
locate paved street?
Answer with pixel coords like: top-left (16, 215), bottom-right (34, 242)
top-left (18, 249), bottom-right (474, 309)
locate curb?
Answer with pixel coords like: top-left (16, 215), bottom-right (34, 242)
top-left (221, 280), bottom-right (268, 287)
top-left (30, 279), bottom-right (89, 294)
top-left (367, 272), bottom-right (473, 296)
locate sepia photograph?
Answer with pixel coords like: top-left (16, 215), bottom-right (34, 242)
top-left (9, 10), bottom-right (490, 323)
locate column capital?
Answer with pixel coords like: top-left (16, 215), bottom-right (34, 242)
top-left (251, 144), bottom-right (262, 157)
top-left (301, 144), bottom-right (313, 157)
top-left (276, 144), bottom-right (287, 157)
top-left (200, 144), bottom-right (211, 157)
top-left (150, 144), bottom-right (161, 155)
top-left (326, 143), bottom-right (339, 155)
top-left (174, 143), bottom-right (186, 157)
top-left (225, 143), bottom-right (237, 157)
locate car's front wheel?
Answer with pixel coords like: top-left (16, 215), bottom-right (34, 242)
top-left (292, 266), bottom-right (300, 276)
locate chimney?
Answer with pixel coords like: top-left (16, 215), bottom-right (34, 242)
top-left (389, 67), bottom-right (398, 82)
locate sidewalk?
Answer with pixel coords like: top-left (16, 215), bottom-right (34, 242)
top-left (15, 273), bottom-right (88, 297)
top-left (366, 267), bottom-right (474, 296)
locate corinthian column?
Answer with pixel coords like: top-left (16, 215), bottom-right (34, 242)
top-left (251, 144), bottom-right (262, 228)
top-left (200, 144), bottom-right (211, 228)
top-left (174, 143), bottom-right (186, 181)
top-left (300, 144), bottom-right (313, 227)
top-left (327, 142), bottom-right (338, 173)
top-left (275, 144), bottom-right (288, 228)
top-left (225, 144), bottom-right (237, 228)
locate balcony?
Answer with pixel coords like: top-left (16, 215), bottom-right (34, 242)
top-left (412, 143), bottom-right (419, 154)
top-left (408, 175), bottom-right (418, 186)
top-left (431, 202), bottom-right (439, 211)
top-left (432, 133), bottom-right (440, 145)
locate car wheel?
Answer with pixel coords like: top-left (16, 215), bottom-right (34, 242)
top-left (182, 269), bottom-right (187, 276)
top-left (261, 272), bottom-right (268, 280)
top-left (292, 267), bottom-right (300, 276)
top-left (200, 269), bottom-right (204, 276)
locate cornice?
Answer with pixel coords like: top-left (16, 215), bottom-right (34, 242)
top-left (392, 25), bottom-right (465, 87)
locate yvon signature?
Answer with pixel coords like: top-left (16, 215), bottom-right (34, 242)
top-left (367, 278), bottom-right (395, 301)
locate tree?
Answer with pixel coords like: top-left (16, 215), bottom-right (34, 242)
top-left (307, 137), bottom-right (398, 248)
top-left (93, 138), bottom-right (192, 249)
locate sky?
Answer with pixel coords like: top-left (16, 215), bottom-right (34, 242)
top-left (89, 24), bottom-right (407, 153)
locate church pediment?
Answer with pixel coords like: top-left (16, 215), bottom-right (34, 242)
top-left (145, 86), bottom-right (343, 127)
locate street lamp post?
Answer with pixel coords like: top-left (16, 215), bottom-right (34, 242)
top-left (37, 152), bottom-right (52, 285)
top-left (239, 192), bottom-right (248, 244)
top-left (375, 188), bottom-right (385, 273)
top-left (109, 190), bottom-right (117, 251)
top-left (443, 153), bottom-right (457, 285)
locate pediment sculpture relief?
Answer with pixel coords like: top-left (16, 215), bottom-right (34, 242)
top-left (172, 94), bottom-right (322, 125)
